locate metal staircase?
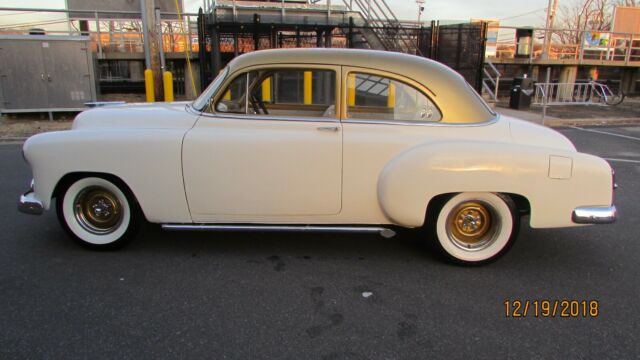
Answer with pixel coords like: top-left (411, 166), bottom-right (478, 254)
top-left (340, 0), bottom-right (423, 55)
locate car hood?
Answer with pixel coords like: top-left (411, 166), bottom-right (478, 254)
top-left (505, 115), bottom-right (577, 152)
top-left (72, 102), bottom-right (198, 130)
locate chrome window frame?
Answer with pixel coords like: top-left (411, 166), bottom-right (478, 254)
top-left (191, 67), bottom-right (229, 111)
top-left (340, 66), bottom-right (444, 125)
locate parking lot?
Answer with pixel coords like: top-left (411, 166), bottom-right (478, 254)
top-left (1, 125), bottom-right (639, 358)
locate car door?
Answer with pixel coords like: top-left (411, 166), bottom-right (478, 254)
top-left (336, 66), bottom-right (445, 223)
top-left (182, 65), bottom-right (342, 222)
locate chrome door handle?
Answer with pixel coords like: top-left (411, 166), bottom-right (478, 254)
top-left (317, 126), bottom-right (339, 132)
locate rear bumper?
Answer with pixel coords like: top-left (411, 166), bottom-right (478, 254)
top-left (572, 205), bottom-right (617, 224)
top-left (18, 179), bottom-right (43, 215)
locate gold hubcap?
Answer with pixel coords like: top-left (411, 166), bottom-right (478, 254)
top-left (447, 201), bottom-right (494, 249)
top-left (74, 187), bottom-right (122, 234)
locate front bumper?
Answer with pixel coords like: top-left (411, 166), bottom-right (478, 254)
top-left (18, 180), bottom-right (43, 215)
top-left (572, 206), bottom-right (617, 224)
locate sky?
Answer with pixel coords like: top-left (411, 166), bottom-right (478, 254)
top-left (0, 0), bottom-right (553, 28)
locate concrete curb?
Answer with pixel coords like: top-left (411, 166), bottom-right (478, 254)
top-left (0, 137), bottom-right (27, 144)
top-left (543, 117), bottom-right (640, 128)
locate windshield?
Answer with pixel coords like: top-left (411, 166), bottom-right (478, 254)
top-left (192, 67), bottom-right (229, 111)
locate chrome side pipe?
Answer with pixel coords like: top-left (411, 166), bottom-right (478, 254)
top-left (161, 224), bottom-right (397, 238)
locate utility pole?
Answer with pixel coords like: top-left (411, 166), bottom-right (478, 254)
top-left (141, 0), bottom-right (163, 101)
top-left (541, 0), bottom-right (559, 60)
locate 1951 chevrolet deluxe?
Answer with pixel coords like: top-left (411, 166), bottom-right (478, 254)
top-left (18, 48), bottom-right (617, 264)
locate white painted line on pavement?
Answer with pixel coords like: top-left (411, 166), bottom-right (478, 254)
top-left (603, 158), bottom-right (640, 164)
top-left (570, 126), bottom-right (640, 142)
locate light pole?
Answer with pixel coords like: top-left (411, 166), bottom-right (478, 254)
top-left (416, 0), bottom-right (425, 24)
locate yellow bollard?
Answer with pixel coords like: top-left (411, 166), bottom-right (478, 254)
top-left (144, 69), bottom-right (154, 102)
top-left (262, 77), bottom-right (271, 102)
top-left (387, 82), bottom-right (396, 108)
top-left (303, 71), bottom-right (312, 105)
top-left (163, 71), bottom-right (174, 102)
top-left (347, 74), bottom-right (356, 107)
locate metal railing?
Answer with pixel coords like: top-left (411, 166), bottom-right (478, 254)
top-left (0, 7), bottom-right (199, 58)
top-left (533, 81), bottom-right (625, 106)
top-left (3, 8), bottom-right (638, 65)
top-left (487, 26), bottom-right (640, 65)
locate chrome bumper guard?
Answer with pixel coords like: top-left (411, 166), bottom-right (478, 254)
top-left (18, 179), bottom-right (43, 215)
top-left (572, 206), bottom-right (617, 224)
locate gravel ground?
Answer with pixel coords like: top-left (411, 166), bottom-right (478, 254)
top-left (0, 94), bottom-right (195, 140)
top-left (0, 117), bottom-right (72, 140)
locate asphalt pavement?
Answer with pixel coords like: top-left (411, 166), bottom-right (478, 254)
top-left (1, 125), bottom-right (639, 359)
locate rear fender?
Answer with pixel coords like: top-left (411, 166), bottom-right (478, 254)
top-left (377, 140), bottom-right (612, 228)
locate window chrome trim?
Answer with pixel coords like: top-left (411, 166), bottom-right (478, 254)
top-left (341, 116), bottom-right (499, 127)
top-left (197, 111), bottom-right (340, 124)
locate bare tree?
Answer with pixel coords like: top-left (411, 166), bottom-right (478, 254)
top-left (555, 0), bottom-right (637, 43)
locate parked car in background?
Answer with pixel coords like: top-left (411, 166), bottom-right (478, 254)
top-left (19, 49), bottom-right (616, 264)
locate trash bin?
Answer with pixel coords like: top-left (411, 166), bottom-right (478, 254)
top-left (509, 77), bottom-right (534, 110)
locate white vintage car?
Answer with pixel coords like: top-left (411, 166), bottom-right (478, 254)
top-left (19, 48), bottom-right (616, 264)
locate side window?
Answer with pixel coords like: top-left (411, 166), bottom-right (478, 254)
top-left (346, 73), bottom-right (441, 122)
top-left (215, 69), bottom-right (336, 118)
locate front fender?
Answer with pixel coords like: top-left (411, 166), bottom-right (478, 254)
top-left (378, 140), bottom-right (613, 228)
top-left (23, 128), bottom-right (192, 223)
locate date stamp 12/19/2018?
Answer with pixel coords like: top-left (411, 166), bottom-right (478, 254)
top-left (504, 300), bottom-right (599, 318)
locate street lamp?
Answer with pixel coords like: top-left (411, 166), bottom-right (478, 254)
top-left (416, 0), bottom-right (425, 24)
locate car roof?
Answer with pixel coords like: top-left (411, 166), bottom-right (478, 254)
top-left (226, 48), bottom-right (495, 124)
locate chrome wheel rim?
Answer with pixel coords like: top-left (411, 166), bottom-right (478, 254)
top-left (446, 201), bottom-right (499, 251)
top-left (73, 186), bottom-right (123, 235)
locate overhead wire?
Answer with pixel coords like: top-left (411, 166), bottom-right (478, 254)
top-left (499, 7), bottom-right (547, 21)
top-left (0, 18), bottom-right (69, 29)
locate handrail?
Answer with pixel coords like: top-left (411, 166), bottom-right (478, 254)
top-left (481, 59), bottom-right (501, 102)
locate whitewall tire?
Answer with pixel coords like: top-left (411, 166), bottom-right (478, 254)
top-left (430, 192), bottom-right (519, 265)
top-left (56, 176), bottom-right (140, 249)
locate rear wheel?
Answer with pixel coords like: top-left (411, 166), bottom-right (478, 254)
top-left (429, 192), bottom-right (519, 265)
top-left (56, 176), bottom-right (140, 250)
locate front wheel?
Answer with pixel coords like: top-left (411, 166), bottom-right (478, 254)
top-left (56, 176), bottom-right (141, 250)
top-left (429, 192), bottom-right (519, 265)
